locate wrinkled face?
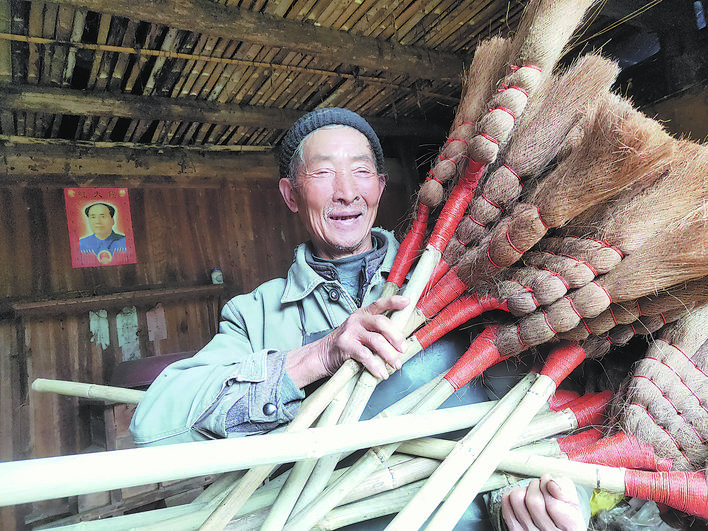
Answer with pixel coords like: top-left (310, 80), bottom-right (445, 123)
top-left (86, 204), bottom-right (115, 240)
top-left (279, 126), bottom-right (385, 260)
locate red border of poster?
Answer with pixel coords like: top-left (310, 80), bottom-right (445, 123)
top-left (64, 188), bottom-right (137, 268)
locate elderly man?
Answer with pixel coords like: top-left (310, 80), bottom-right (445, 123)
top-left (130, 108), bottom-right (588, 530)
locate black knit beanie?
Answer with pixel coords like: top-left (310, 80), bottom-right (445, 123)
top-left (278, 107), bottom-right (385, 181)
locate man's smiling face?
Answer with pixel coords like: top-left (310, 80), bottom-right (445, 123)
top-left (279, 126), bottom-right (385, 260)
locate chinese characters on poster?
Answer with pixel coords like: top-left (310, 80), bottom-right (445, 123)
top-left (64, 188), bottom-right (137, 268)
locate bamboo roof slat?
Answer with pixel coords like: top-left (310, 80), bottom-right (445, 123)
top-left (0, 0), bottom-right (667, 185)
top-left (85, 13), bottom-right (112, 90)
top-left (27, 3), bottom-right (43, 85)
top-left (189, 38), bottom-right (229, 99)
top-left (198, 39), bottom-right (239, 99)
top-left (175, 34), bottom-right (216, 98)
top-left (142, 27), bottom-right (181, 95)
top-left (107, 19), bottom-right (137, 91)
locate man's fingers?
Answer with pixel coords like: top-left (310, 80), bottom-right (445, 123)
top-left (349, 343), bottom-right (390, 380)
top-left (524, 479), bottom-right (559, 530)
top-left (364, 295), bottom-right (410, 316)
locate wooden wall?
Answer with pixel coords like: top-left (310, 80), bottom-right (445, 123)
top-left (0, 156), bottom-right (411, 529)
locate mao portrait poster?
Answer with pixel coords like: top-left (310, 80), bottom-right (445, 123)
top-left (64, 188), bottom-right (137, 268)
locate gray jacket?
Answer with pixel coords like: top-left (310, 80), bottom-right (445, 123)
top-left (130, 228), bottom-right (409, 446)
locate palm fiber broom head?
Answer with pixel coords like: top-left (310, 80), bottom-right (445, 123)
top-left (612, 303), bottom-right (708, 471)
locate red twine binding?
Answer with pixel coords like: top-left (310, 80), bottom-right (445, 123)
top-left (624, 470), bottom-right (708, 519)
top-left (540, 343), bottom-right (587, 386)
top-left (444, 326), bottom-right (503, 390)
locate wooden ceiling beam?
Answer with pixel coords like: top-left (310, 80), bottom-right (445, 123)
top-left (0, 136), bottom-right (420, 185)
top-left (0, 135), bottom-right (279, 185)
top-left (34, 0), bottom-right (465, 81)
top-left (0, 84), bottom-right (446, 138)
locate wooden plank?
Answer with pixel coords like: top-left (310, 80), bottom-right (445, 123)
top-left (63, 8), bottom-right (86, 86)
top-left (27, 2), bottom-right (43, 84)
top-left (50, 5), bottom-right (73, 85)
top-left (157, 30), bottom-right (198, 97)
top-left (143, 27), bottom-right (180, 95)
top-left (0, 0), bottom-right (11, 83)
top-left (123, 22), bottom-right (161, 93)
top-left (10, 285), bottom-right (226, 318)
top-left (40, 1), bottom-right (58, 84)
top-left (86, 12), bottom-right (111, 89)
top-left (108, 18), bottom-right (138, 91)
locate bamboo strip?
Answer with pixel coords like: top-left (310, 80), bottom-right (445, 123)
top-left (4, 398), bottom-right (515, 504)
top-left (31, 378), bottom-right (145, 404)
top-left (259, 375), bottom-right (358, 530)
top-left (289, 370), bottom-right (447, 518)
top-left (422, 345), bottom-right (586, 531)
top-left (385, 372), bottom-right (539, 530)
top-left (284, 373), bottom-right (537, 531)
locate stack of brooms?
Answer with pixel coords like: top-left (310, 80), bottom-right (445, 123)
top-left (7, 0), bottom-right (708, 529)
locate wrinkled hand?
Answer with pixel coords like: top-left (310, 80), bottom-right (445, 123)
top-left (318, 295), bottom-right (409, 380)
top-left (502, 474), bottom-right (586, 531)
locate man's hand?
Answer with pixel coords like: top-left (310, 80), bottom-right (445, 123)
top-left (501, 474), bottom-right (586, 531)
top-left (286, 296), bottom-right (409, 387)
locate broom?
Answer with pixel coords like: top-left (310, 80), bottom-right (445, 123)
top-left (381, 35), bottom-right (513, 298)
top-left (404, 234), bottom-right (622, 336)
top-left (558, 277), bottom-right (708, 341)
top-left (465, 92), bottom-right (675, 288)
top-left (386, 341), bottom-right (588, 530)
top-left (614, 303), bottom-right (708, 472)
top-left (389, 0), bottom-right (598, 329)
top-left (430, 52), bottom-right (619, 284)
top-left (495, 217), bottom-right (708, 357)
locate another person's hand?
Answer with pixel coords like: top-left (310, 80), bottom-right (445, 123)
top-left (501, 474), bottom-right (586, 531)
top-left (286, 295), bottom-right (409, 386)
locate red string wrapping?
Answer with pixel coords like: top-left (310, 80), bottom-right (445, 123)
top-left (417, 266), bottom-right (469, 319)
top-left (548, 389), bottom-right (580, 409)
top-left (388, 203), bottom-right (430, 288)
top-left (562, 390), bottom-right (613, 429)
top-left (413, 294), bottom-right (492, 350)
top-left (566, 432), bottom-right (670, 471)
top-left (423, 258), bottom-right (453, 296)
top-left (624, 470), bottom-right (708, 519)
top-left (555, 428), bottom-right (604, 453)
top-left (540, 343), bottom-right (587, 386)
top-left (444, 326), bottom-right (505, 391)
top-left (427, 161), bottom-right (486, 252)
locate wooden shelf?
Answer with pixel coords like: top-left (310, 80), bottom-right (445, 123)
top-left (10, 285), bottom-right (225, 318)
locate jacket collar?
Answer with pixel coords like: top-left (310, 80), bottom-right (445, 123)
top-left (281, 228), bottom-right (398, 304)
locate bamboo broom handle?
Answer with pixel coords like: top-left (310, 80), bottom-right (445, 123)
top-left (422, 343), bottom-right (587, 531)
top-left (287, 292), bottom-right (508, 519)
top-left (196, 355), bottom-right (363, 531)
top-left (259, 374), bottom-right (359, 531)
top-left (0, 401), bottom-right (508, 508)
top-left (266, 368), bottom-right (448, 529)
top-left (284, 325), bottom-right (519, 531)
top-left (497, 453), bottom-right (708, 519)
top-left (283, 382), bottom-right (466, 531)
top-left (385, 371), bottom-right (542, 531)
top-left (313, 470), bottom-right (527, 531)
top-left (31, 378), bottom-right (145, 404)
